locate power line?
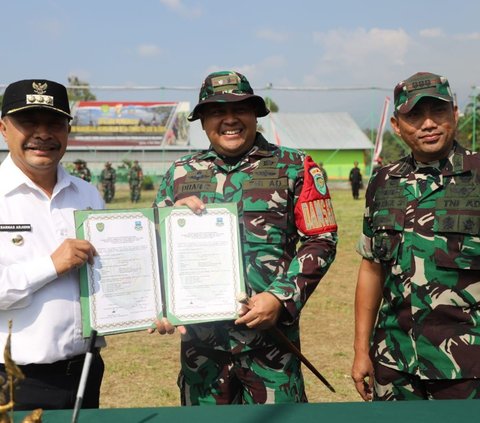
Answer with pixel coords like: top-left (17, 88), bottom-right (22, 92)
top-left (0, 84), bottom-right (391, 92)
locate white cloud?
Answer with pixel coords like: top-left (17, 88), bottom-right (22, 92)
top-left (159, 0), bottom-right (202, 18)
top-left (454, 32), bottom-right (480, 41)
top-left (310, 27), bottom-right (410, 85)
top-left (255, 29), bottom-right (289, 43)
top-left (260, 55), bottom-right (286, 68)
top-left (313, 28), bottom-right (410, 66)
top-left (419, 28), bottom-right (444, 38)
top-left (137, 44), bottom-right (162, 57)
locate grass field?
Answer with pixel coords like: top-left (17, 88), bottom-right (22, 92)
top-left (99, 184), bottom-right (365, 407)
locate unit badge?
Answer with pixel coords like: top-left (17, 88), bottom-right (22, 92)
top-left (309, 167), bottom-right (327, 195)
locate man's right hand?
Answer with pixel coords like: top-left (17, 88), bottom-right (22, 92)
top-left (148, 317), bottom-right (186, 335)
top-left (51, 239), bottom-right (97, 276)
top-left (174, 195), bottom-right (205, 214)
top-left (351, 351), bottom-right (374, 401)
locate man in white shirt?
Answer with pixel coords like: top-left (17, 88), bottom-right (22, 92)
top-left (0, 79), bottom-right (105, 410)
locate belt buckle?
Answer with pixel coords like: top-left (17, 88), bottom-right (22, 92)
top-left (66, 359), bottom-right (74, 376)
top-left (66, 356), bottom-right (83, 376)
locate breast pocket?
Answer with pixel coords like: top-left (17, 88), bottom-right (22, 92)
top-left (434, 213), bottom-right (480, 269)
top-left (0, 231), bottom-right (35, 263)
top-left (242, 188), bottom-right (289, 245)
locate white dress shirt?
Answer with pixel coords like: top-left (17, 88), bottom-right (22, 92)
top-left (0, 154), bottom-right (104, 364)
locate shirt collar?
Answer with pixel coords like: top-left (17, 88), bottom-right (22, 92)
top-left (388, 141), bottom-right (468, 178)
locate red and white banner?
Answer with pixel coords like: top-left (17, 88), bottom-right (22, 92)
top-left (269, 114), bottom-right (282, 146)
top-left (373, 96), bottom-right (391, 162)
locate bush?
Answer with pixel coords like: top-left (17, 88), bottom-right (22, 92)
top-left (142, 175), bottom-right (155, 191)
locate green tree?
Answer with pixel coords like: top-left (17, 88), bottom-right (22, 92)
top-left (67, 76), bottom-right (96, 101)
top-left (456, 91), bottom-right (480, 152)
top-left (264, 96), bottom-right (279, 112)
top-left (364, 128), bottom-right (409, 165)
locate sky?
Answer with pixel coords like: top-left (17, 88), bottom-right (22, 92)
top-left (1, 0), bottom-right (480, 129)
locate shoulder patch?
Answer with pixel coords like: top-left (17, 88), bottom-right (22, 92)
top-left (295, 156), bottom-right (337, 235)
top-left (309, 166), bottom-right (327, 195)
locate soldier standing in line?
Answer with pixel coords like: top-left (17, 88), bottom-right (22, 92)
top-left (72, 159), bottom-right (92, 182)
top-left (82, 160), bottom-right (92, 182)
top-left (352, 72), bottom-right (480, 401)
top-left (128, 160), bottom-right (143, 203)
top-left (150, 70), bottom-right (338, 405)
top-left (100, 161), bottom-right (116, 203)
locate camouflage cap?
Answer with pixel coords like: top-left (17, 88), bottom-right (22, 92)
top-left (394, 72), bottom-right (454, 114)
top-left (1, 79), bottom-right (72, 119)
top-left (188, 70), bottom-right (270, 121)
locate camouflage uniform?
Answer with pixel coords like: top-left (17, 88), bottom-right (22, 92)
top-left (357, 142), bottom-right (480, 397)
top-left (128, 163), bottom-right (143, 203)
top-left (81, 166), bottom-right (92, 182)
top-left (100, 164), bottom-right (116, 203)
top-left (72, 160), bottom-right (92, 182)
top-left (155, 132), bottom-right (337, 405)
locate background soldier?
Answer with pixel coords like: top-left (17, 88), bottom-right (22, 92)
top-left (128, 160), bottom-right (143, 203)
top-left (151, 70), bottom-right (337, 405)
top-left (349, 161), bottom-right (362, 199)
top-left (100, 161), bottom-right (116, 203)
top-left (72, 159), bottom-right (91, 182)
top-left (318, 161), bottom-right (328, 183)
top-left (352, 72), bottom-right (480, 401)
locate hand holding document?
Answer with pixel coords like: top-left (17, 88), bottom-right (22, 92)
top-left (75, 204), bottom-right (246, 336)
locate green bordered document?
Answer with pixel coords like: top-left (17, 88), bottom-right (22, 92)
top-left (74, 204), bottom-right (246, 336)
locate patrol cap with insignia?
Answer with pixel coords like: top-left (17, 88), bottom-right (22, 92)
top-left (1, 79), bottom-right (72, 119)
top-left (188, 70), bottom-right (270, 121)
top-left (393, 72), bottom-right (454, 114)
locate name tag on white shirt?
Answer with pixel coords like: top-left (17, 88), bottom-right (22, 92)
top-left (0, 224), bottom-right (32, 232)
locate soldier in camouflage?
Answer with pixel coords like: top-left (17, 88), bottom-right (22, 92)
top-left (72, 159), bottom-right (92, 182)
top-left (100, 161), bottom-right (116, 203)
top-left (151, 70), bottom-right (338, 405)
top-left (128, 160), bottom-right (143, 203)
top-left (352, 72), bottom-right (480, 401)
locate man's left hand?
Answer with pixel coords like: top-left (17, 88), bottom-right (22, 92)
top-left (235, 292), bottom-right (283, 330)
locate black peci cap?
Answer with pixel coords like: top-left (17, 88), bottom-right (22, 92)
top-left (1, 79), bottom-right (72, 119)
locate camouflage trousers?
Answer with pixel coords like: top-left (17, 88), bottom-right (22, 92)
top-left (374, 364), bottom-right (480, 400)
top-left (130, 183), bottom-right (141, 202)
top-left (178, 342), bottom-right (307, 405)
top-left (102, 182), bottom-right (115, 203)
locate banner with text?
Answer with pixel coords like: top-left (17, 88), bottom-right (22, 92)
top-left (69, 101), bottom-right (190, 147)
